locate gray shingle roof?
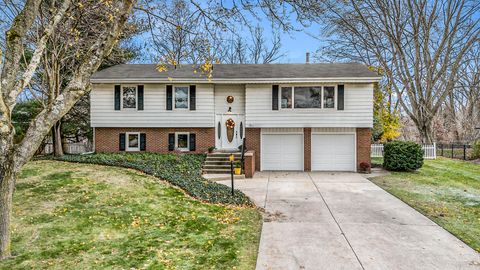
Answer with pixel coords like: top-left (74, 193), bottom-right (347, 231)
top-left (91, 63), bottom-right (380, 82)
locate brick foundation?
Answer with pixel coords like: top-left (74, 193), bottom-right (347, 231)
top-left (94, 127), bottom-right (215, 153)
top-left (245, 128), bottom-right (261, 171)
top-left (304, 128), bottom-right (311, 171)
top-left (356, 128), bottom-right (372, 171)
top-left (244, 150), bottom-right (255, 178)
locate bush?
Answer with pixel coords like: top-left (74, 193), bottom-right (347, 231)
top-left (45, 153), bottom-right (253, 206)
top-left (383, 141), bottom-right (423, 171)
top-left (472, 140), bottom-right (480, 159)
top-left (359, 162), bottom-right (371, 173)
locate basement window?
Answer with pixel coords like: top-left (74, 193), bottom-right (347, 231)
top-left (175, 132), bottom-right (189, 151)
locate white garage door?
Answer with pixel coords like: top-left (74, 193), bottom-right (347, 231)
top-left (262, 134), bottom-right (303, 171)
top-left (311, 134), bottom-right (355, 171)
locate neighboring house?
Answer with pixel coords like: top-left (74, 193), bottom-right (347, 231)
top-left (90, 63), bottom-right (380, 172)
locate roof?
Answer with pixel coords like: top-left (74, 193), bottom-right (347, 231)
top-left (91, 63), bottom-right (381, 83)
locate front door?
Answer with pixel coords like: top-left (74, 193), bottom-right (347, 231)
top-left (217, 114), bottom-right (245, 150)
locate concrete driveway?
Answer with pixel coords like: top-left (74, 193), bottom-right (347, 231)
top-left (219, 172), bottom-right (480, 270)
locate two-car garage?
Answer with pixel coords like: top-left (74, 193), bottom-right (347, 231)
top-left (261, 128), bottom-right (356, 172)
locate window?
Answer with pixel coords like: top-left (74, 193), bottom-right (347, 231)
top-left (294, 86), bottom-right (321, 108)
top-left (175, 132), bottom-right (189, 151)
top-left (280, 86), bottom-right (336, 109)
top-left (323, 86), bottom-right (335, 108)
top-left (281, 87), bottom-right (292, 109)
top-left (175, 86), bottom-right (189, 109)
top-left (126, 132), bottom-right (140, 151)
top-left (122, 86), bottom-right (137, 109)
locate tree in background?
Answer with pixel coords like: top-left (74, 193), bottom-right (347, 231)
top-left (372, 80), bottom-right (401, 143)
top-left (0, 0), bottom-right (135, 259)
top-left (314, 0), bottom-right (480, 143)
top-left (138, 0), bottom-right (285, 65)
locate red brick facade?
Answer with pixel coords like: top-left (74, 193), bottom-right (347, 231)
top-left (94, 127), bottom-right (215, 153)
top-left (245, 128), bottom-right (261, 171)
top-left (244, 150), bottom-right (255, 178)
top-left (356, 128), bottom-right (372, 171)
top-left (95, 127), bottom-right (371, 173)
top-left (304, 128), bottom-right (312, 171)
top-left (244, 127), bottom-right (371, 172)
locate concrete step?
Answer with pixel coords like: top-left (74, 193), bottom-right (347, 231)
top-left (203, 174), bottom-right (245, 181)
top-left (202, 168), bottom-right (233, 174)
top-left (207, 152), bottom-right (242, 157)
top-left (202, 164), bottom-right (232, 169)
top-left (206, 156), bottom-right (233, 160)
top-left (204, 160), bottom-right (232, 165)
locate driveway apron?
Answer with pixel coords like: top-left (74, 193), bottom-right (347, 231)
top-left (220, 172), bottom-right (480, 270)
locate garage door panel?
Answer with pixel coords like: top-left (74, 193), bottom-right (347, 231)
top-left (312, 134), bottom-right (355, 171)
top-left (262, 134), bottom-right (303, 171)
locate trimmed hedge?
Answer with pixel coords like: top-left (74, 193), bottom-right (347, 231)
top-left (45, 153), bottom-right (253, 206)
top-left (383, 141), bottom-right (424, 171)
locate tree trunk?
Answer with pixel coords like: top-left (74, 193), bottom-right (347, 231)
top-left (0, 164), bottom-right (16, 260)
top-left (417, 119), bottom-right (434, 144)
top-left (52, 121), bottom-right (63, 157)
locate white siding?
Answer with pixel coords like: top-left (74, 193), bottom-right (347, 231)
top-left (214, 84), bottom-right (245, 114)
top-left (245, 83), bottom-right (373, 128)
top-left (90, 83), bottom-right (214, 127)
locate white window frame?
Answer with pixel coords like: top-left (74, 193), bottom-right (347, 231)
top-left (175, 132), bottom-right (190, 151)
top-left (279, 85), bottom-right (337, 110)
top-left (121, 85), bottom-right (138, 110)
top-left (126, 132), bottom-right (140, 152)
top-left (173, 86), bottom-right (189, 110)
top-left (322, 86), bottom-right (337, 110)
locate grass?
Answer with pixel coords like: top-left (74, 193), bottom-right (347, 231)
top-left (369, 157), bottom-right (480, 252)
top-left (48, 153), bottom-right (253, 206)
top-left (0, 160), bottom-right (262, 269)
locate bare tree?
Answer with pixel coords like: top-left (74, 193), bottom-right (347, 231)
top-left (0, 0), bottom-right (135, 259)
top-left (441, 43), bottom-right (480, 142)
top-left (138, 0), bottom-right (286, 65)
top-left (315, 0), bottom-right (480, 143)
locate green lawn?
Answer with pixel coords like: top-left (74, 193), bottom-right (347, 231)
top-left (370, 157), bottom-right (480, 252)
top-left (0, 160), bottom-right (262, 269)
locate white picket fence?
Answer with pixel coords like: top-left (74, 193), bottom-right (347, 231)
top-left (371, 143), bottom-right (437, 159)
top-left (43, 142), bottom-right (93, 154)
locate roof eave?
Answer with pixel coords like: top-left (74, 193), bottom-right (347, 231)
top-left (90, 77), bottom-right (382, 84)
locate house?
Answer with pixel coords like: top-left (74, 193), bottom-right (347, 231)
top-left (90, 63), bottom-right (380, 174)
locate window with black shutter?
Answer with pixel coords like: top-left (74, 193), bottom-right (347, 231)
top-left (166, 85), bottom-right (173, 110)
top-left (272, 85), bottom-right (279, 110)
top-left (137, 85), bottom-right (144, 110)
top-left (119, 133), bottom-right (126, 151)
top-left (168, 133), bottom-right (175, 151)
top-left (189, 133), bottom-right (196, 151)
top-left (189, 85), bottom-right (196, 110)
top-left (337, 85), bottom-right (345, 110)
top-left (140, 133), bottom-right (146, 151)
top-left (114, 85), bottom-right (121, 110)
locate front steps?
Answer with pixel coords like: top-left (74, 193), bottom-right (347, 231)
top-left (202, 152), bottom-right (242, 174)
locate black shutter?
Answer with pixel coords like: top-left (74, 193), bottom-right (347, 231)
top-left (114, 85), bottom-right (121, 110)
top-left (166, 85), bottom-right (173, 110)
top-left (119, 133), bottom-right (126, 151)
top-left (189, 85), bottom-right (196, 111)
top-left (138, 85), bottom-right (144, 110)
top-left (337, 85), bottom-right (344, 110)
top-left (189, 133), bottom-right (196, 151)
top-left (140, 133), bottom-right (146, 151)
top-left (272, 85), bottom-right (279, 110)
top-left (168, 133), bottom-right (175, 151)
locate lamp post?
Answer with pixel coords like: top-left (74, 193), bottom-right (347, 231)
top-left (229, 154), bottom-right (235, 196)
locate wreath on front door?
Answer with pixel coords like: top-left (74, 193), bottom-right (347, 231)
top-left (225, 118), bottom-right (235, 129)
